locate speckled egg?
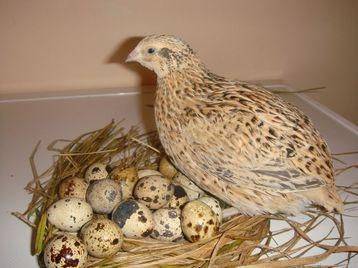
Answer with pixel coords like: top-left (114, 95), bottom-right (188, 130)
top-left (133, 175), bottom-right (174, 209)
top-left (111, 167), bottom-right (139, 199)
top-left (137, 169), bottom-right (162, 179)
top-left (47, 198), bottom-right (93, 232)
top-left (198, 196), bottom-right (223, 223)
top-left (86, 179), bottom-right (122, 214)
top-left (80, 218), bottom-right (123, 258)
top-left (164, 184), bottom-right (189, 209)
top-left (173, 173), bottom-right (205, 201)
top-left (85, 162), bottom-right (108, 182)
top-left (58, 177), bottom-right (88, 200)
top-left (44, 234), bottom-right (87, 268)
top-left (181, 200), bottom-right (219, 242)
top-left (112, 199), bottom-right (154, 238)
top-left (151, 208), bottom-right (183, 242)
top-left (159, 157), bottom-right (178, 179)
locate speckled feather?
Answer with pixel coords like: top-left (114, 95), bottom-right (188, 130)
top-left (127, 35), bottom-right (343, 215)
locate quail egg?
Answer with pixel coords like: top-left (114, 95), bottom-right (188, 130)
top-left (85, 162), bottom-right (108, 182)
top-left (47, 198), bottom-right (93, 232)
top-left (86, 179), bottom-right (122, 214)
top-left (181, 200), bottom-right (219, 242)
top-left (173, 173), bottom-right (205, 200)
top-left (198, 196), bottom-right (223, 223)
top-left (159, 157), bottom-right (178, 179)
top-left (133, 175), bottom-right (174, 209)
top-left (80, 218), bottom-right (123, 258)
top-left (44, 234), bottom-right (87, 268)
top-left (111, 166), bottom-right (139, 199)
top-left (138, 169), bottom-right (162, 179)
top-left (58, 177), bottom-right (88, 200)
top-left (151, 208), bottom-right (183, 242)
top-left (112, 199), bottom-right (154, 238)
top-left (164, 184), bottom-right (189, 209)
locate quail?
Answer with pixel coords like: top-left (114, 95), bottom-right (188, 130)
top-left (126, 34), bottom-right (343, 215)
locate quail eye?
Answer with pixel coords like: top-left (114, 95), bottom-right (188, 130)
top-left (147, 48), bottom-right (155, 54)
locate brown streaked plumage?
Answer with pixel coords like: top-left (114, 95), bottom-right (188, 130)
top-left (126, 34), bottom-right (343, 215)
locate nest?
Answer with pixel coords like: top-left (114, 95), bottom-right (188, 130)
top-left (14, 121), bottom-right (358, 267)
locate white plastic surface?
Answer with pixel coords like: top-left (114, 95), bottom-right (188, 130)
top-left (0, 84), bottom-right (357, 267)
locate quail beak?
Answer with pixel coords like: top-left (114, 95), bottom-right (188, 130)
top-left (125, 49), bottom-right (139, 63)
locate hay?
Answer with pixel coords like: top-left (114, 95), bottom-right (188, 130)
top-left (13, 121), bottom-right (358, 267)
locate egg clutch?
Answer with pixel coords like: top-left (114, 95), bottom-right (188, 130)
top-left (43, 157), bottom-right (223, 268)
top-left (17, 122), bottom-right (348, 267)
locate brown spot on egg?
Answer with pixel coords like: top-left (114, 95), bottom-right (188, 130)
top-left (141, 228), bottom-right (153, 237)
top-left (195, 224), bottom-right (202, 232)
top-left (190, 235), bottom-right (200, 242)
top-left (150, 186), bottom-right (156, 191)
top-left (138, 215), bottom-right (147, 223)
top-left (95, 223), bottom-right (105, 231)
top-left (51, 245), bottom-right (79, 267)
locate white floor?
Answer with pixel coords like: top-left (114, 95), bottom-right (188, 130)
top-left (0, 84), bottom-right (357, 267)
